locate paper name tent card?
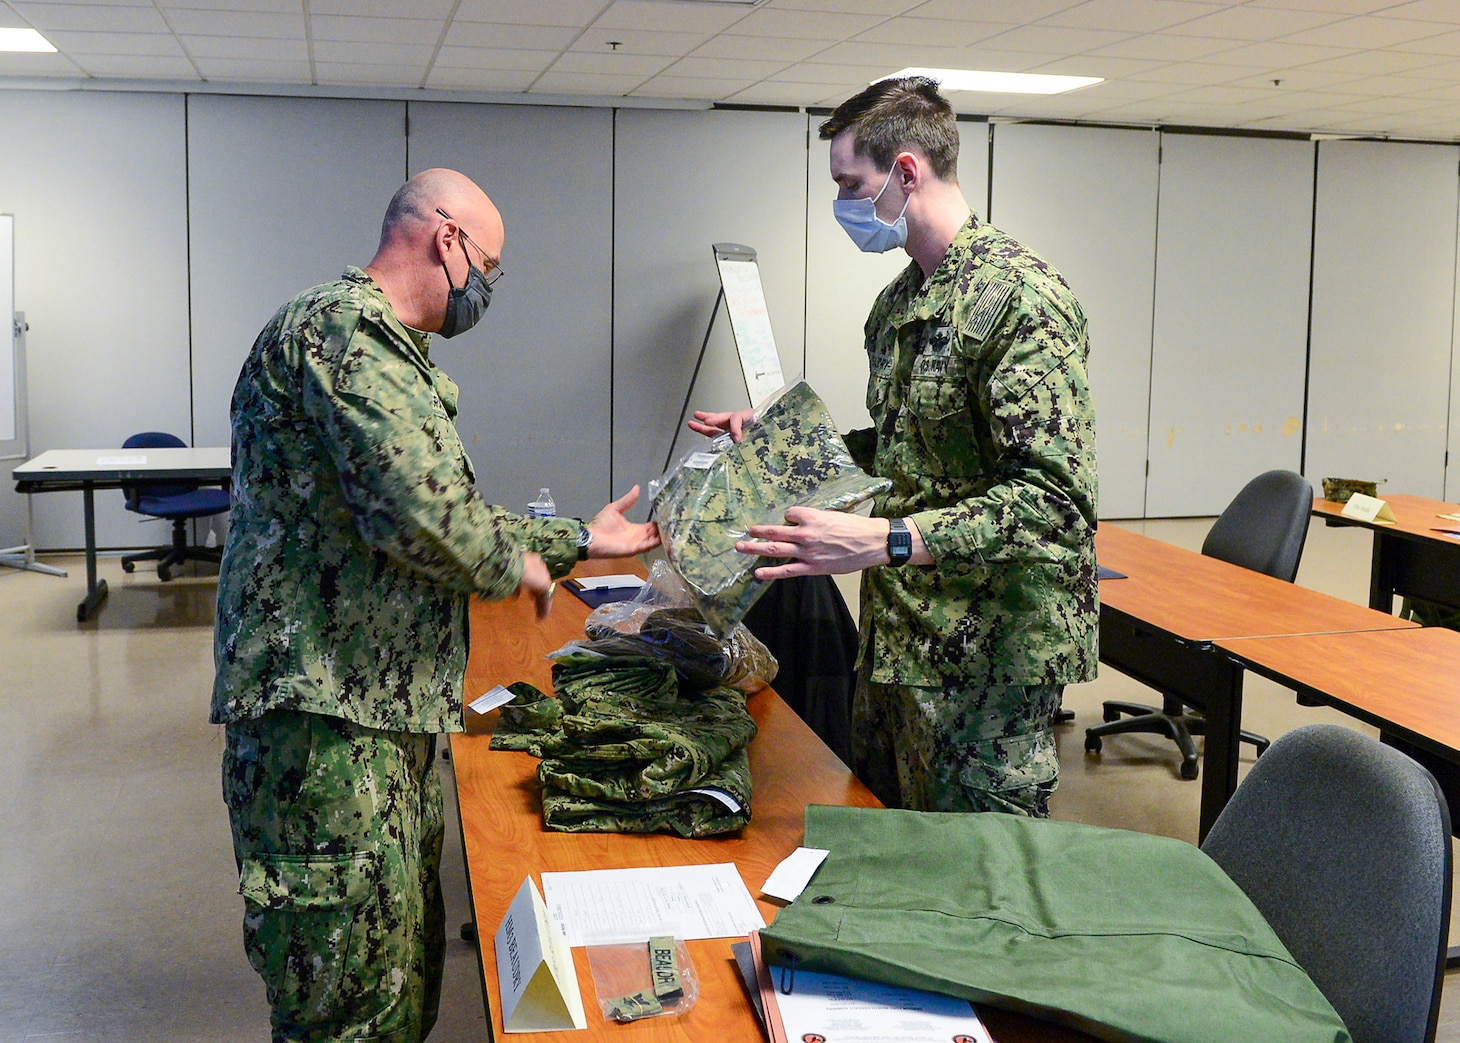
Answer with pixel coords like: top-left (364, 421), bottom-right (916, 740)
top-left (494, 876), bottom-right (587, 1033)
top-left (1341, 492), bottom-right (1397, 524)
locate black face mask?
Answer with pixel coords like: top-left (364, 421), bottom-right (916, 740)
top-left (438, 258), bottom-right (492, 339)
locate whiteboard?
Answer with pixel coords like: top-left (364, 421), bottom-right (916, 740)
top-left (0, 214), bottom-right (13, 445)
top-left (713, 243), bottom-right (784, 405)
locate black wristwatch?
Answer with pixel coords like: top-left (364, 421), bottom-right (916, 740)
top-left (886, 518), bottom-right (912, 566)
top-left (577, 524), bottom-right (594, 561)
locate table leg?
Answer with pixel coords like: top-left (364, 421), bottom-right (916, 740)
top-left (77, 484), bottom-right (108, 622)
top-left (1197, 661), bottom-right (1244, 842)
top-left (1369, 532), bottom-right (1394, 614)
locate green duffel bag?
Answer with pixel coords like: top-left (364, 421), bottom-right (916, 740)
top-left (760, 805), bottom-right (1350, 1043)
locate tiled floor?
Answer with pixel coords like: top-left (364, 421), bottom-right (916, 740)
top-left (0, 516), bottom-right (1454, 1040)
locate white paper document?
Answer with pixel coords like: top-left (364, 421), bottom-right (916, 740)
top-left (761, 847), bottom-right (829, 903)
top-left (469, 684), bottom-right (517, 715)
top-left (775, 968), bottom-right (993, 1043)
top-left (541, 863), bottom-right (765, 946)
top-left (572, 574), bottom-right (644, 591)
top-left (97, 454), bottom-right (147, 466)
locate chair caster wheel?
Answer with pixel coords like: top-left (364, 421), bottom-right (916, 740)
top-left (1180, 760), bottom-right (1199, 781)
top-left (460, 922), bottom-right (476, 942)
top-left (122, 561), bottom-right (135, 573)
top-left (1085, 735), bottom-right (1102, 754)
top-left (158, 566), bottom-right (172, 582)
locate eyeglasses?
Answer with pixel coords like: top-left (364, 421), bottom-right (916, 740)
top-left (436, 207), bottom-right (504, 285)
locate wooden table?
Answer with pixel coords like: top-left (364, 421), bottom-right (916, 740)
top-left (10, 446), bottom-right (231, 620)
top-left (1216, 626), bottom-right (1460, 819)
top-left (1095, 524), bottom-right (1417, 839)
top-left (450, 558), bottom-right (1092, 1042)
top-left (1313, 493), bottom-right (1460, 614)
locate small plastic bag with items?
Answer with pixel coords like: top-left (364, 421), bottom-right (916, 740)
top-left (587, 936), bottom-right (699, 1022)
top-left (570, 561), bottom-right (779, 694)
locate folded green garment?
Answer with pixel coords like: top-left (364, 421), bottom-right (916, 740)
top-left (537, 682), bottom-right (757, 801)
top-left (760, 806), bottom-right (1351, 1043)
top-left (654, 380), bottom-right (890, 637)
top-left (541, 747), bottom-right (752, 838)
top-left (552, 654), bottom-right (681, 712)
top-left (488, 682), bottom-right (561, 755)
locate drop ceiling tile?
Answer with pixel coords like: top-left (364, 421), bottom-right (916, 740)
top-left (975, 23), bottom-right (1134, 53)
top-left (43, 30), bottom-right (185, 56)
top-left (70, 53), bottom-right (198, 77)
top-left (444, 22), bottom-right (580, 50)
top-left (0, 9), bottom-right (26, 28)
top-left (551, 49), bottom-right (673, 75)
top-left (311, 0), bottom-right (457, 16)
top-left (424, 65), bottom-right (540, 91)
top-left (632, 74), bottom-right (749, 98)
top-left (314, 60), bottom-right (423, 85)
top-left (1221, 68), bottom-right (1366, 90)
top-left (722, 80), bottom-right (818, 105)
top-left (453, 0), bottom-right (609, 26)
top-left (773, 0), bottom-right (920, 14)
top-left (160, 0), bottom-right (299, 11)
top-left (1282, 16), bottom-right (1454, 49)
top-left (1390, 30), bottom-right (1460, 56)
top-left (8, 4), bottom-right (170, 33)
top-left (1396, 81), bottom-right (1460, 101)
top-left (571, 28), bottom-right (713, 55)
top-left (692, 34), bottom-right (829, 61)
top-left (1248, 0), bottom-right (1419, 15)
top-left (1028, 54), bottom-right (1167, 77)
top-left (162, 9), bottom-right (303, 37)
top-left (662, 54), bottom-right (789, 79)
top-left (1327, 94), bottom-right (1449, 114)
top-left (1127, 60), bottom-right (1257, 84)
top-left (192, 56), bottom-right (311, 81)
top-left (311, 16), bottom-right (443, 45)
top-left (1378, 0), bottom-right (1460, 23)
top-left (1039, 0), bottom-right (1223, 33)
top-left (765, 60), bottom-right (883, 85)
top-left (1295, 48), bottom-right (1451, 73)
top-left (726, 7), bottom-right (881, 40)
top-left (592, 1), bottom-right (749, 34)
top-left (1084, 31), bottom-right (1245, 60)
top-left (910, 0), bottom-right (1084, 21)
top-left (433, 46), bottom-right (557, 71)
top-left (812, 38), bottom-right (992, 67)
top-left (1165, 6), bottom-right (1344, 40)
top-left (181, 34), bottom-right (307, 60)
top-left (853, 18), bottom-right (1014, 47)
top-left (530, 69), bottom-right (647, 92)
top-left (312, 40), bottom-right (434, 65)
top-left (959, 47), bottom-right (1076, 72)
top-left (0, 50), bottom-right (84, 75)
top-left (1196, 40), bottom-right (1354, 67)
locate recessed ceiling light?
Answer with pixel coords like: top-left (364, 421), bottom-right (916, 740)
top-left (0, 28), bottom-right (57, 53)
top-left (885, 67), bottom-right (1102, 96)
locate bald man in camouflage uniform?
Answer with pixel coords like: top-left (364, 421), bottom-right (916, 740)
top-left (212, 168), bottom-right (658, 1043)
top-left (693, 77), bottom-right (1096, 817)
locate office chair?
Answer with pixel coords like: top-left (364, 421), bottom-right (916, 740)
top-left (1086, 469), bottom-right (1313, 779)
top-left (1202, 724), bottom-right (1451, 1043)
top-left (118, 431), bottom-right (231, 581)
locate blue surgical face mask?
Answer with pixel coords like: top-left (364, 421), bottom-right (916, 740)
top-left (833, 164), bottom-right (910, 253)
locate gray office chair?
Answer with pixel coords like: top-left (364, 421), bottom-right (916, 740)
top-left (1086, 469), bottom-right (1312, 778)
top-left (1202, 724), bottom-right (1451, 1043)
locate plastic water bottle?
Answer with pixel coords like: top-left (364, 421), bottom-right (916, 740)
top-left (527, 488), bottom-right (555, 519)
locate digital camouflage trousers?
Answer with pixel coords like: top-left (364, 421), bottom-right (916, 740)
top-left (852, 666), bottom-right (1063, 817)
top-left (223, 710), bottom-right (445, 1043)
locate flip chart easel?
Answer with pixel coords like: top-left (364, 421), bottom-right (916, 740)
top-left (664, 243), bottom-right (786, 472)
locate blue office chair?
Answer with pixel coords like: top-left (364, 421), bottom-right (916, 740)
top-left (118, 431), bottom-right (230, 582)
top-left (1203, 724), bottom-right (1451, 1043)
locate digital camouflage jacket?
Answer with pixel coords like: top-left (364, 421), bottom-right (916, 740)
top-left (212, 268), bottom-right (578, 733)
top-left (847, 216), bottom-right (1099, 688)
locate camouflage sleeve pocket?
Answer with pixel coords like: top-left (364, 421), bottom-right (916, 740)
top-left (238, 850), bottom-right (379, 912)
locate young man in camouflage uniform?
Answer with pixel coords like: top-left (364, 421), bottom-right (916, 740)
top-left (212, 168), bottom-right (659, 1043)
top-left (692, 77), bottom-right (1097, 817)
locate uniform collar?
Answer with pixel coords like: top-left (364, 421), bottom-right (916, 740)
top-left (343, 266), bottom-right (432, 359)
top-left (885, 213), bottom-right (983, 327)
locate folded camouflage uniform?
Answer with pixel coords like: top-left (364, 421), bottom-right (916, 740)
top-left (654, 381), bottom-right (890, 636)
top-left (490, 654), bottom-right (757, 837)
top-left (538, 681), bottom-right (758, 801)
top-left (541, 746), bottom-right (752, 839)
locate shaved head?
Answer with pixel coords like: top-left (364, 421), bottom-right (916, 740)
top-left (365, 167), bottom-right (504, 333)
top-left (378, 168), bottom-right (501, 253)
